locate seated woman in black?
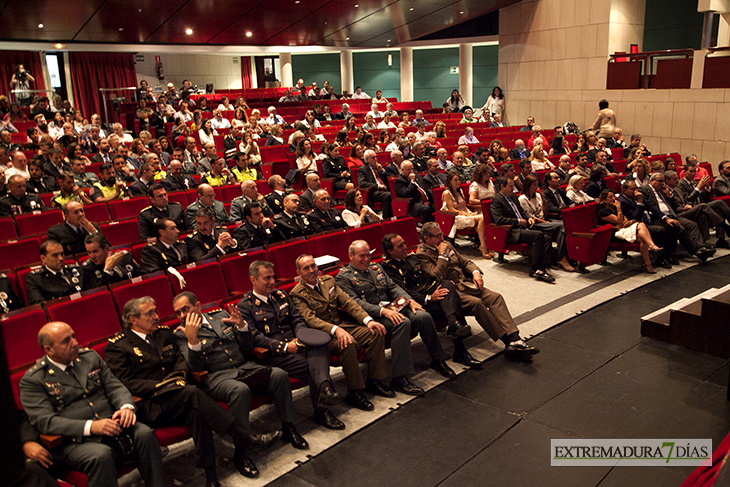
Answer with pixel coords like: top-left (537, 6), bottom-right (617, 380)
top-left (322, 142), bottom-right (354, 193)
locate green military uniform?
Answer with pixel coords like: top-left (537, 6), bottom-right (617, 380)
top-left (185, 198), bottom-right (230, 229)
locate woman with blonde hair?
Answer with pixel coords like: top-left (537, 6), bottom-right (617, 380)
top-left (566, 174), bottom-right (594, 205)
top-left (530, 145), bottom-right (555, 171)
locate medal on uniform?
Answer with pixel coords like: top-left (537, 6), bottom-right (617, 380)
top-left (265, 324), bottom-right (270, 333)
top-left (95, 270), bottom-right (102, 279)
top-left (133, 347), bottom-right (143, 356)
top-left (71, 277), bottom-right (79, 284)
top-left (274, 199), bottom-right (280, 205)
top-left (255, 299), bottom-right (260, 306)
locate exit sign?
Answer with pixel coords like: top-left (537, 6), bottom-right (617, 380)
top-left (450, 66), bottom-right (459, 74)
top-left (135, 55), bottom-right (145, 62)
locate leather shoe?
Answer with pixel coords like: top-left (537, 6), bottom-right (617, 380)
top-left (446, 321), bottom-right (471, 339)
top-left (504, 339), bottom-right (540, 361)
top-left (317, 384), bottom-right (341, 407)
top-left (696, 247), bottom-right (716, 262)
top-left (281, 424), bottom-right (308, 450)
top-left (366, 379), bottom-right (396, 398)
top-left (668, 256), bottom-right (681, 265)
top-left (313, 409), bottom-right (345, 430)
top-left (391, 376), bottom-right (425, 396)
top-left (452, 349), bottom-right (482, 368)
top-left (529, 269), bottom-right (555, 283)
top-left (659, 258), bottom-right (672, 269)
top-left (430, 359), bottom-right (456, 378)
top-left (247, 431), bottom-right (281, 452)
top-left (716, 238), bottom-right (729, 249)
top-left (232, 453), bottom-right (258, 478)
top-left (345, 390), bottom-right (374, 411)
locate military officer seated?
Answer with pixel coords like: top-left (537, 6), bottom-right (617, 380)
top-left (230, 180), bottom-right (275, 221)
top-left (172, 291), bottom-right (308, 451)
top-left (307, 189), bottom-right (347, 233)
top-left (46, 201), bottom-right (101, 257)
top-left (25, 158), bottom-right (59, 195)
top-left (106, 297), bottom-right (279, 483)
top-left (185, 183), bottom-right (230, 229)
top-left (187, 207), bottom-right (239, 262)
top-left (291, 254), bottom-right (391, 411)
top-left (26, 240), bottom-right (85, 305)
top-left (232, 202), bottom-right (285, 250)
top-left (140, 217), bottom-right (189, 274)
top-left (417, 222), bottom-right (539, 360)
top-left (238, 260), bottom-right (345, 430)
top-left (265, 175), bottom-right (287, 215)
top-left (161, 159), bottom-right (197, 192)
top-left (0, 174), bottom-right (46, 217)
top-left (82, 233), bottom-right (141, 290)
top-left (337, 240), bottom-right (455, 396)
top-left (273, 194), bottom-right (316, 240)
top-left (19, 322), bottom-right (165, 487)
top-left (138, 182), bottom-right (192, 240)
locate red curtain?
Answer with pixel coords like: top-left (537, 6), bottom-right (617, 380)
top-left (0, 51), bottom-right (46, 99)
top-left (69, 52), bottom-right (137, 119)
top-left (241, 56), bottom-right (252, 90)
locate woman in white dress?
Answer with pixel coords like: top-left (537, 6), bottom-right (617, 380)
top-left (442, 171), bottom-right (490, 258)
top-left (566, 175), bottom-right (594, 205)
top-left (468, 163), bottom-right (495, 205)
top-left (342, 188), bottom-right (381, 228)
top-left (198, 118), bottom-right (217, 146)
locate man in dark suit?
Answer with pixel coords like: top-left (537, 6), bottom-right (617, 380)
top-left (265, 175), bottom-right (287, 215)
top-left (422, 158), bottom-right (447, 196)
top-left (394, 161), bottom-right (435, 222)
top-left (383, 150), bottom-right (404, 178)
top-left (82, 233), bottom-right (141, 289)
top-left (25, 158), bottom-right (59, 195)
top-left (140, 217), bottom-right (189, 273)
top-left (307, 189), bottom-right (347, 233)
top-left (161, 160), bottom-right (197, 192)
top-left (542, 172), bottom-right (572, 218)
top-left (358, 149), bottom-right (393, 218)
top-left (273, 194), bottom-right (316, 240)
top-left (187, 207), bottom-right (239, 262)
top-left (19, 322), bottom-right (165, 487)
top-left (299, 173), bottom-right (320, 212)
top-left (668, 167), bottom-right (730, 246)
top-left (508, 139), bottom-right (530, 161)
top-left (490, 177), bottom-right (554, 282)
top-left (712, 160), bottom-right (730, 197)
top-left (26, 241), bottom-right (85, 305)
top-left (554, 155), bottom-right (571, 183)
top-left (43, 148), bottom-right (71, 180)
top-left (128, 161), bottom-right (156, 198)
top-left (106, 297), bottom-right (279, 482)
top-left (46, 201), bottom-right (100, 256)
top-left (138, 183), bottom-right (192, 240)
top-left (89, 138), bottom-right (113, 164)
top-left (233, 202), bottom-right (284, 249)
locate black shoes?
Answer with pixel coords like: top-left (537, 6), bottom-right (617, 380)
top-left (529, 269), bottom-right (555, 283)
top-left (317, 384), bottom-right (341, 407)
top-left (366, 379), bottom-right (396, 398)
top-left (668, 256), bottom-right (681, 265)
top-left (246, 431), bottom-right (281, 452)
top-left (452, 349), bottom-right (482, 368)
top-left (504, 339), bottom-right (540, 361)
top-left (430, 359), bottom-right (456, 378)
top-left (446, 321), bottom-right (471, 339)
top-left (391, 376), bottom-right (425, 396)
top-left (345, 390), bottom-right (374, 411)
top-left (232, 452), bottom-right (259, 478)
top-left (313, 409), bottom-right (345, 430)
top-left (281, 424), bottom-right (308, 450)
top-left (696, 247), bottom-right (716, 262)
top-left (716, 238), bottom-right (729, 249)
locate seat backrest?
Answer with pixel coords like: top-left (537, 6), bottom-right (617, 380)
top-left (108, 197), bottom-right (150, 221)
top-left (266, 238), bottom-right (312, 280)
top-left (1, 305), bottom-right (48, 370)
top-left (382, 217), bottom-right (420, 248)
top-left (46, 290), bottom-right (122, 346)
top-left (83, 202), bottom-right (111, 223)
top-left (433, 187), bottom-right (446, 210)
top-left (308, 230), bottom-right (350, 263)
top-left (481, 199), bottom-right (494, 224)
top-left (15, 210), bottom-right (64, 237)
top-left (346, 222), bottom-right (385, 256)
top-left (99, 219), bottom-right (140, 247)
top-left (0, 218), bottom-right (17, 240)
top-left (563, 204), bottom-right (596, 234)
top-left (110, 272), bottom-right (175, 319)
top-left (220, 184), bottom-right (242, 202)
top-left (0, 237), bottom-right (41, 272)
top-left (219, 249), bottom-right (267, 295)
top-left (167, 191), bottom-right (188, 207)
top-left (170, 261), bottom-right (228, 305)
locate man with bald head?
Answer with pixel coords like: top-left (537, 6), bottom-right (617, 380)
top-left (265, 174), bottom-right (287, 215)
top-left (46, 201), bottom-right (100, 256)
top-left (299, 173), bottom-right (320, 212)
top-left (186, 183), bottom-right (230, 229)
top-left (20, 322), bottom-right (164, 487)
top-left (230, 179), bottom-right (274, 221)
top-left (161, 159), bottom-right (198, 192)
top-left (358, 149), bottom-right (393, 218)
top-left (395, 160), bottom-right (435, 222)
top-left (308, 189), bottom-right (347, 233)
top-left (273, 193), bottom-right (316, 240)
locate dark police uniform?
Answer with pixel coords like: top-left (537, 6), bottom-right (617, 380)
top-left (185, 199), bottom-right (230, 229)
top-left (186, 227), bottom-right (239, 262)
top-left (335, 262), bottom-right (445, 378)
top-left (0, 193), bottom-right (46, 217)
top-left (140, 239), bottom-right (189, 274)
top-left (137, 203), bottom-right (191, 240)
top-left (128, 178), bottom-right (152, 198)
top-left (265, 191), bottom-right (287, 215)
top-left (81, 251), bottom-right (141, 290)
top-left (232, 221), bottom-right (284, 250)
top-left (26, 264), bottom-right (85, 305)
top-left (19, 349), bottom-right (164, 487)
top-left (272, 211), bottom-right (316, 240)
top-left (230, 195), bottom-right (274, 221)
top-left (307, 207), bottom-right (347, 233)
top-left (26, 176), bottom-right (58, 194)
top-left (161, 173), bottom-right (198, 192)
top-left (46, 221), bottom-right (100, 256)
top-left (237, 290), bottom-right (334, 412)
top-left (0, 272), bottom-right (23, 313)
top-left (173, 308), bottom-right (296, 433)
top-left (105, 326), bottom-right (239, 471)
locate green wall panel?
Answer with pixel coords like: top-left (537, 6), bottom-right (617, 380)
top-left (353, 51), bottom-right (400, 101)
top-left (473, 45), bottom-right (499, 110)
top-left (413, 48), bottom-right (460, 108)
top-left (643, 0), bottom-right (704, 51)
top-left (291, 53), bottom-right (341, 92)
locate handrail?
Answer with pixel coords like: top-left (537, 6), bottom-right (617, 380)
top-left (608, 49), bottom-right (694, 89)
top-left (707, 46), bottom-right (730, 54)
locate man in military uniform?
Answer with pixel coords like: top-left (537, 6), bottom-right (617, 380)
top-left (90, 163), bottom-right (126, 203)
top-left (19, 321), bottom-right (165, 487)
top-left (172, 291), bottom-right (308, 451)
top-left (200, 158), bottom-right (234, 187)
top-left (137, 182), bottom-right (191, 240)
top-left (187, 207), bottom-right (239, 262)
top-left (128, 161), bottom-right (156, 197)
top-left (291, 254), bottom-right (391, 411)
top-left (105, 297), bottom-right (279, 483)
top-left (265, 175), bottom-right (287, 215)
top-left (381, 233), bottom-right (481, 368)
top-left (416, 222), bottom-right (539, 360)
top-left (232, 202), bottom-right (284, 249)
top-left (46, 201), bottom-right (100, 256)
top-left (82, 233), bottom-right (141, 290)
top-left (185, 183), bottom-right (230, 229)
top-left (273, 194), bottom-right (316, 240)
top-left (112, 154), bottom-right (138, 184)
top-left (0, 271), bottom-right (23, 312)
top-left (71, 158), bottom-right (99, 189)
top-left (307, 189), bottom-right (347, 233)
top-left (26, 241), bottom-right (85, 305)
top-left (161, 159), bottom-right (197, 192)
top-left (238, 261), bottom-right (345, 430)
top-left (140, 218), bottom-right (189, 274)
top-left (25, 158), bottom-right (59, 195)
top-left (230, 180), bottom-right (274, 221)
top-left (0, 174), bottom-right (46, 217)
top-left (336, 240), bottom-right (455, 396)
top-left (50, 173), bottom-right (94, 209)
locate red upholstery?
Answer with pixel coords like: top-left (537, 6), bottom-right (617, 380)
top-left (0, 237), bottom-right (41, 272)
top-left (108, 197), bottom-right (150, 221)
top-left (110, 272), bottom-right (176, 319)
top-left (308, 230), bottom-right (350, 263)
top-left (260, 144), bottom-right (288, 163)
top-left (219, 249), bottom-right (267, 295)
top-left (220, 184), bottom-right (242, 202)
top-left (169, 260), bottom-right (229, 305)
top-left (16, 265), bottom-right (41, 304)
top-left (46, 290), bottom-right (122, 346)
top-left (15, 210), bottom-right (64, 237)
top-left (277, 281), bottom-right (298, 293)
top-left (388, 177), bottom-right (412, 218)
top-left (0, 217), bottom-right (17, 240)
top-left (382, 217), bottom-right (420, 248)
top-left (1, 305), bottom-right (47, 370)
top-left (561, 203), bottom-right (613, 267)
top-left (99, 219), bottom-right (140, 246)
top-left (346, 222), bottom-right (385, 257)
top-left (481, 199), bottom-right (531, 255)
top-left (83, 202), bottom-right (111, 223)
top-left (266, 238), bottom-right (312, 281)
top-left (167, 191), bottom-right (189, 207)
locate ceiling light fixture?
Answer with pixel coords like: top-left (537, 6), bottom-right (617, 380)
top-left (346, 37), bottom-right (350, 40)
top-left (246, 31), bottom-right (253, 37)
top-left (118, 27), bottom-right (124, 31)
top-left (409, 7), bottom-right (414, 11)
top-left (387, 39), bottom-right (391, 42)
top-left (53, 43), bottom-right (65, 49)
top-left (185, 28), bottom-right (193, 35)
top-left (355, 4), bottom-right (359, 6)
top-left (460, 11), bottom-right (464, 14)
top-left (38, 23), bottom-right (44, 28)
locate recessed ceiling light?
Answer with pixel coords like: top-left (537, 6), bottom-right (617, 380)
top-left (53, 43), bottom-right (65, 49)
top-left (118, 27), bottom-right (124, 31)
top-left (185, 28), bottom-right (193, 35)
top-left (346, 37), bottom-right (350, 40)
top-left (460, 11), bottom-right (464, 14)
top-left (409, 7), bottom-right (414, 11)
top-left (245, 31), bottom-right (253, 37)
top-left (295, 1), bottom-right (300, 3)
top-left (354, 4), bottom-right (359, 6)
top-left (38, 23), bottom-right (44, 28)
top-left (138, 8), bottom-right (142, 12)
top-left (387, 39), bottom-right (391, 42)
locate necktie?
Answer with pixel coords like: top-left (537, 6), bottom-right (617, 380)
top-left (413, 180), bottom-right (428, 201)
top-left (313, 284), bottom-right (322, 295)
top-left (66, 364), bottom-right (76, 379)
top-left (555, 190), bottom-right (566, 209)
top-left (371, 166), bottom-right (385, 187)
top-left (146, 334), bottom-right (156, 349)
top-left (505, 194), bottom-right (523, 220)
top-left (170, 244), bottom-right (182, 261)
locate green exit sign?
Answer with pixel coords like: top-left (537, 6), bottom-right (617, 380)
top-left (450, 66), bottom-right (459, 74)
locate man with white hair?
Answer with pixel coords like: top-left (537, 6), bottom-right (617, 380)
top-left (357, 149), bottom-right (393, 218)
top-left (334, 103), bottom-right (353, 120)
top-left (113, 122), bottom-right (133, 144)
top-left (384, 149), bottom-right (404, 177)
top-left (265, 106), bottom-right (285, 126)
top-left (230, 180), bottom-right (274, 221)
top-left (210, 109), bottom-right (231, 130)
top-left (395, 161), bottom-right (435, 222)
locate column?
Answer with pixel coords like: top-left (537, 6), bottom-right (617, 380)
top-left (459, 44), bottom-right (473, 106)
top-left (340, 50), bottom-right (354, 95)
top-left (280, 52), bottom-right (293, 88)
top-left (400, 47), bottom-right (413, 102)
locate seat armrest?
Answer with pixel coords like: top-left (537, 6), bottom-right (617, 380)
top-left (252, 347), bottom-right (268, 359)
top-left (191, 370), bottom-right (208, 382)
top-left (39, 434), bottom-right (62, 449)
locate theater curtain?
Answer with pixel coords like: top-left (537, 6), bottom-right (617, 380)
top-left (69, 52), bottom-right (137, 119)
top-left (241, 56), bottom-right (252, 90)
top-left (0, 51), bottom-right (46, 99)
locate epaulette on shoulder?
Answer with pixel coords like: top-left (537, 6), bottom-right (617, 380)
top-left (158, 324), bottom-right (170, 330)
top-left (145, 241), bottom-right (156, 247)
top-left (206, 307), bottom-right (224, 314)
top-left (276, 289), bottom-right (286, 298)
top-left (29, 267), bottom-right (45, 275)
top-left (81, 258), bottom-right (94, 267)
top-left (107, 331), bottom-right (125, 343)
top-left (407, 251), bottom-right (417, 256)
top-left (28, 358), bottom-right (50, 374)
top-left (78, 347), bottom-right (92, 354)
top-left (141, 205), bottom-right (152, 212)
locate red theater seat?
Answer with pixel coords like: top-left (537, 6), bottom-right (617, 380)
top-left (1, 305), bottom-right (47, 370)
top-left (110, 272), bottom-right (176, 319)
top-left (0, 217), bottom-right (17, 240)
top-left (46, 289), bottom-right (122, 346)
top-left (561, 203), bottom-right (613, 271)
top-left (382, 217), bottom-right (420, 248)
top-left (83, 202), bottom-right (111, 223)
top-left (481, 199), bottom-right (531, 261)
top-left (347, 222), bottom-right (385, 257)
top-left (308, 230), bottom-right (350, 263)
top-left (108, 197), bottom-right (150, 221)
top-left (15, 210), bottom-right (64, 237)
top-left (219, 249), bottom-right (268, 295)
top-left (266, 238), bottom-right (312, 281)
top-left (99, 219), bottom-right (140, 247)
top-left (169, 260), bottom-right (229, 305)
top-left (167, 191), bottom-right (189, 207)
top-left (0, 237), bottom-right (41, 271)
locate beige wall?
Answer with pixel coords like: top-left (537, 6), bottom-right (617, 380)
top-left (498, 0), bottom-right (730, 164)
top-left (134, 53), bottom-right (243, 93)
